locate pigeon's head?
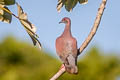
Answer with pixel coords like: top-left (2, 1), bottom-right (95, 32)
top-left (59, 17), bottom-right (71, 24)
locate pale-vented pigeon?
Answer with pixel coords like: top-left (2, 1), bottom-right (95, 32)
top-left (56, 17), bottom-right (78, 74)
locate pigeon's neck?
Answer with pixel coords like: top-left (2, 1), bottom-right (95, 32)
top-left (62, 23), bottom-right (72, 37)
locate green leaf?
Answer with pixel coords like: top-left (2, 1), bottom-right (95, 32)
top-left (0, 5), bottom-right (12, 23)
top-left (65, 0), bottom-right (79, 12)
top-left (16, 3), bottom-right (37, 36)
top-left (16, 3), bottom-right (42, 50)
top-left (65, 0), bottom-right (74, 12)
top-left (57, 0), bottom-right (66, 12)
top-left (71, 0), bottom-right (78, 10)
top-left (78, 0), bottom-right (88, 4)
top-left (20, 19), bottom-right (42, 50)
top-left (0, 0), bottom-right (15, 5)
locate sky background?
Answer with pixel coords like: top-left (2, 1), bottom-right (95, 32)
top-left (0, 0), bottom-right (120, 57)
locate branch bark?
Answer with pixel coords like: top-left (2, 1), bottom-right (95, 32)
top-left (78, 0), bottom-right (107, 55)
top-left (50, 64), bottom-right (65, 80)
top-left (50, 0), bottom-right (107, 80)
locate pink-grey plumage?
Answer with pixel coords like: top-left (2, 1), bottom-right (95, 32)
top-left (56, 17), bottom-right (78, 74)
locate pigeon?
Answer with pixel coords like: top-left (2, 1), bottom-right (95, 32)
top-left (56, 17), bottom-right (78, 74)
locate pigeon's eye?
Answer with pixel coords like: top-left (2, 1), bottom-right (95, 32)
top-left (63, 18), bottom-right (66, 21)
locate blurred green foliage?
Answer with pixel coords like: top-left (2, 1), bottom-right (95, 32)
top-left (0, 37), bottom-right (120, 80)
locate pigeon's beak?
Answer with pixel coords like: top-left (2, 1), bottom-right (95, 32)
top-left (59, 21), bottom-right (63, 24)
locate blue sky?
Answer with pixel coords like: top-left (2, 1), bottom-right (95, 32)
top-left (0, 0), bottom-right (120, 57)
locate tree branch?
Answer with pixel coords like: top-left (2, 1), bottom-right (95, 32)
top-left (50, 64), bottom-right (65, 80)
top-left (50, 0), bottom-right (107, 80)
top-left (78, 0), bottom-right (107, 55)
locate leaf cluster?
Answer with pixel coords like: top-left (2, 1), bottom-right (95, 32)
top-left (57, 0), bottom-right (88, 12)
top-left (0, 0), bottom-right (42, 49)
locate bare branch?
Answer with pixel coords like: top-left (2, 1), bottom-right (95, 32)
top-left (50, 64), bottom-right (65, 80)
top-left (78, 0), bottom-right (107, 55)
top-left (50, 0), bottom-right (107, 80)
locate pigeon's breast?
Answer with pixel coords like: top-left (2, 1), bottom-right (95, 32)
top-left (64, 40), bottom-right (73, 53)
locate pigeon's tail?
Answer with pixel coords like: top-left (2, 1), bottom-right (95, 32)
top-left (65, 64), bottom-right (78, 74)
top-left (64, 54), bottom-right (78, 74)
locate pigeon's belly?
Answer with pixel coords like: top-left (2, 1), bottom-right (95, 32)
top-left (64, 40), bottom-right (73, 53)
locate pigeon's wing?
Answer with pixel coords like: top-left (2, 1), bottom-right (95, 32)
top-left (71, 37), bottom-right (78, 58)
top-left (56, 37), bottom-right (68, 63)
top-left (64, 38), bottom-right (78, 74)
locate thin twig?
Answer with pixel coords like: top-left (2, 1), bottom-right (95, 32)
top-left (50, 0), bottom-right (107, 80)
top-left (0, 6), bottom-right (19, 19)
